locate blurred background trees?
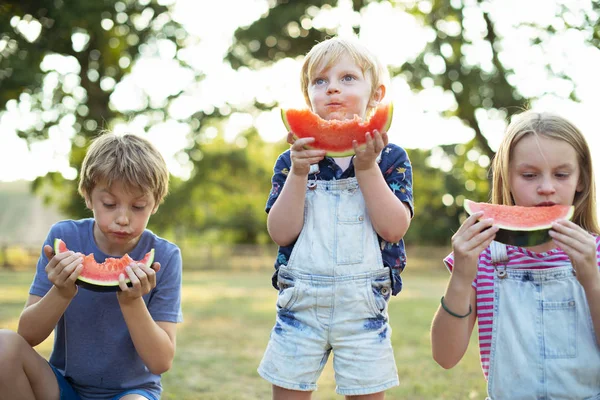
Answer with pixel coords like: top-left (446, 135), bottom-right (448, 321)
top-left (2, 0), bottom-right (598, 247)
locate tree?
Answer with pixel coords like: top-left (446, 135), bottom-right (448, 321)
top-left (0, 0), bottom-right (196, 218)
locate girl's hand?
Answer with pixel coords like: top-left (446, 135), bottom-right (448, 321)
top-left (550, 220), bottom-right (600, 290)
top-left (353, 130), bottom-right (388, 171)
top-left (117, 262), bottom-right (161, 303)
top-left (451, 212), bottom-right (498, 284)
top-left (288, 133), bottom-right (327, 176)
top-left (43, 244), bottom-right (82, 299)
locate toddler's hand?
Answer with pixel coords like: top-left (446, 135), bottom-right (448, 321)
top-left (451, 212), bottom-right (498, 284)
top-left (289, 134), bottom-right (326, 176)
top-left (353, 130), bottom-right (388, 171)
top-left (116, 262), bottom-right (161, 303)
top-left (550, 220), bottom-right (600, 290)
top-left (44, 244), bottom-right (82, 299)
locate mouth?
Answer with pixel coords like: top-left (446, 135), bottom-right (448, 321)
top-left (112, 232), bottom-right (129, 237)
top-left (536, 202), bottom-right (556, 207)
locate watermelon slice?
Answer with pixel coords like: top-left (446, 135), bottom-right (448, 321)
top-left (281, 102), bottom-right (393, 157)
top-left (463, 199), bottom-right (574, 247)
top-left (53, 238), bottom-right (155, 292)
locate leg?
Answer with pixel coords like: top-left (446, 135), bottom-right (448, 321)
top-left (0, 329), bottom-right (60, 400)
top-left (273, 385), bottom-right (312, 400)
top-left (346, 392), bottom-right (385, 400)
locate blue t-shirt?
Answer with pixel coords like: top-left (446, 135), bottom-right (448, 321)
top-left (29, 219), bottom-right (183, 400)
top-left (266, 143), bottom-right (414, 295)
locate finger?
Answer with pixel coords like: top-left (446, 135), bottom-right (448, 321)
top-left (291, 137), bottom-right (315, 150)
top-left (363, 132), bottom-right (374, 152)
top-left (125, 265), bottom-right (141, 289)
top-left (454, 212), bottom-right (485, 235)
top-left (139, 264), bottom-right (157, 287)
top-left (287, 132), bottom-right (295, 145)
top-left (57, 256), bottom-right (84, 284)
top-left (151, 262), bottom-right (161, 273)
top-left (44, 245), bottom-right (55, 260)
top-left (65, 264), bottom-right (84, 284)
top-left (381, 131), bottom-right (389, 147)
top-left (372, 130), bottom-right (385, 153)
top-left (118, 273), bottom-right (131, 292)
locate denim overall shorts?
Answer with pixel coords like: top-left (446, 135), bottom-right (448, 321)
top-left (485, 241), bottom-right (600, 400)
top-left (258, 177), bottom-right (399, 395)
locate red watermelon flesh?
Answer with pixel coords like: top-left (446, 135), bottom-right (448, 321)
top-left (53, 238), bottom-right (154, 292)
top-left (281, 102), bottom-right (393, 157)
top-left (463, 199), bottom-right (574, 247)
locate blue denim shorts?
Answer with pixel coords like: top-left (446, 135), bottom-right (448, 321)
top-left (49, 363), bottom-right (158, 400)
top-left (258, 267), bottom-right (399, 395)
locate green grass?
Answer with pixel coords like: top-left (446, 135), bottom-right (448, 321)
top-left (0, 268), bottom-right (486, 400)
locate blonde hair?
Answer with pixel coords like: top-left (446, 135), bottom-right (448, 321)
top-left (491, 110), bottom-right (599, 234)
top-left (300, 36), bottom-right (388, 112)
top-left (78, 132), bottom-right (169, 205)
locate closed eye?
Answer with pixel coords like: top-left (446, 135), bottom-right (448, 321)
top-left (103, 203), bottom-right (116, 209)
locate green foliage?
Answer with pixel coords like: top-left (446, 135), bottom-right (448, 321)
top-left (0, 0), bottom-right (193, 217)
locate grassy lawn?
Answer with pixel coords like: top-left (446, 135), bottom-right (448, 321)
top-left (0, 268), bottom-right (486, 400)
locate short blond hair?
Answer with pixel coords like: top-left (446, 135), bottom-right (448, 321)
top-left (78, 132), bottom-right (169, 205)
top-left (300, 36), bottom-right (388, 110)
top-left (491, 110), bottom-right (599, 234)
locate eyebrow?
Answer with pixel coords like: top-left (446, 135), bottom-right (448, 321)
top-left (99, 188), bottom-right (147, 200)
top-left (516, 163), bottom-right (576, 170)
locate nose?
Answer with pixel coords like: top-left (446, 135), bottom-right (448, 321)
top-left (537, 177), bottom-right (556, 195)
top-left (326, 82), bottom-right (340, 95)
top-left (116, 207), bottom-right (130, 225)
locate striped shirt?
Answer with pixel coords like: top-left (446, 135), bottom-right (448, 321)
top-left (443, 236), bottom-right (600, 379)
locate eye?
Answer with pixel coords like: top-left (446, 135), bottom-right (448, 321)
top-left (342, 74), bottom-right (356, 82)
top-left (103, 203), bottom-right (116, 209)
top-left (133, 205), bottom-right (146, 210)
top-left (555, 172), bottom-right (570, 179)
top-left (521, 173), bottom-right (536, 179)
top-left (314, 77), bottom-right (326, 85)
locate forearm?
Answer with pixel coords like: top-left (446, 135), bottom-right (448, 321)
top-left (267, 173), bottom-right (308, 246)
top-left (356, 165), bottom-right (410, 243)
top-left (120, 298), bottom-right (175, 375)
top-left (430, 276), bottom-right (476, 369)
top-left (582, 276), bottom-right (600, 345)
top-left (18, 288), bottom-right (74, 346)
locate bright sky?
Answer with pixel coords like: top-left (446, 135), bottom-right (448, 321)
top-left (1, 0), bottom-right (600, 191)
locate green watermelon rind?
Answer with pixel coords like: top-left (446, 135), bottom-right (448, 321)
top-left (463, 200), bottom-right (575, 247)
top-left (53, 238), bottom-right (155, 292)
top-left (281, 103), bottom-right (393, 157)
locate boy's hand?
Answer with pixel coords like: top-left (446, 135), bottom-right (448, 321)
top-left (550, 220), bottom-right (600, 290)
top-left (116, 262), bottom-right (161, 304)
top-left (288, 133), bottom-right (326, 176)
top-left (353, 130), bottom-right (388, 171)
top-left (43, 244), bottom-right (82, 299)
top-left (451, 212), bottom-right (498, 284)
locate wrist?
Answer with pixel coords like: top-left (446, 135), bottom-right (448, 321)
top-left (53, 285), bottom-right (78, 301)
top-left (581, 272), bottom-right (600, 293)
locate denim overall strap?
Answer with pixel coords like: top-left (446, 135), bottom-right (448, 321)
top-left (486, 242), bottom-right (600, 400)
top-left (285, 177), bottom-right (383, 277)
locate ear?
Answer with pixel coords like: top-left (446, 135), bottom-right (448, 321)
top-left (151, 204), bottom-right (160, 215)
top-left (369, 84), bottom-right (386, 108)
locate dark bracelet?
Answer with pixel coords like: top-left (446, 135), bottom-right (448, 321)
top-left (440, 296), bottom-right (472, 318)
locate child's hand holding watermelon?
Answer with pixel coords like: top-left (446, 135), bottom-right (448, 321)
top-left (117, 261), bottom-right (161, 303)
top-left (352, 129), bottom-right (388, 171)
top-left (43, 244), bottom-right (83, 299)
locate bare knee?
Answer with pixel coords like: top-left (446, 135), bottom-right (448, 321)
top-left (0, 329), bottom-right (27, 366)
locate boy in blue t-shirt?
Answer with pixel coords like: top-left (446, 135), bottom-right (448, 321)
top-left (0, 133), bottom-right (183, 400)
